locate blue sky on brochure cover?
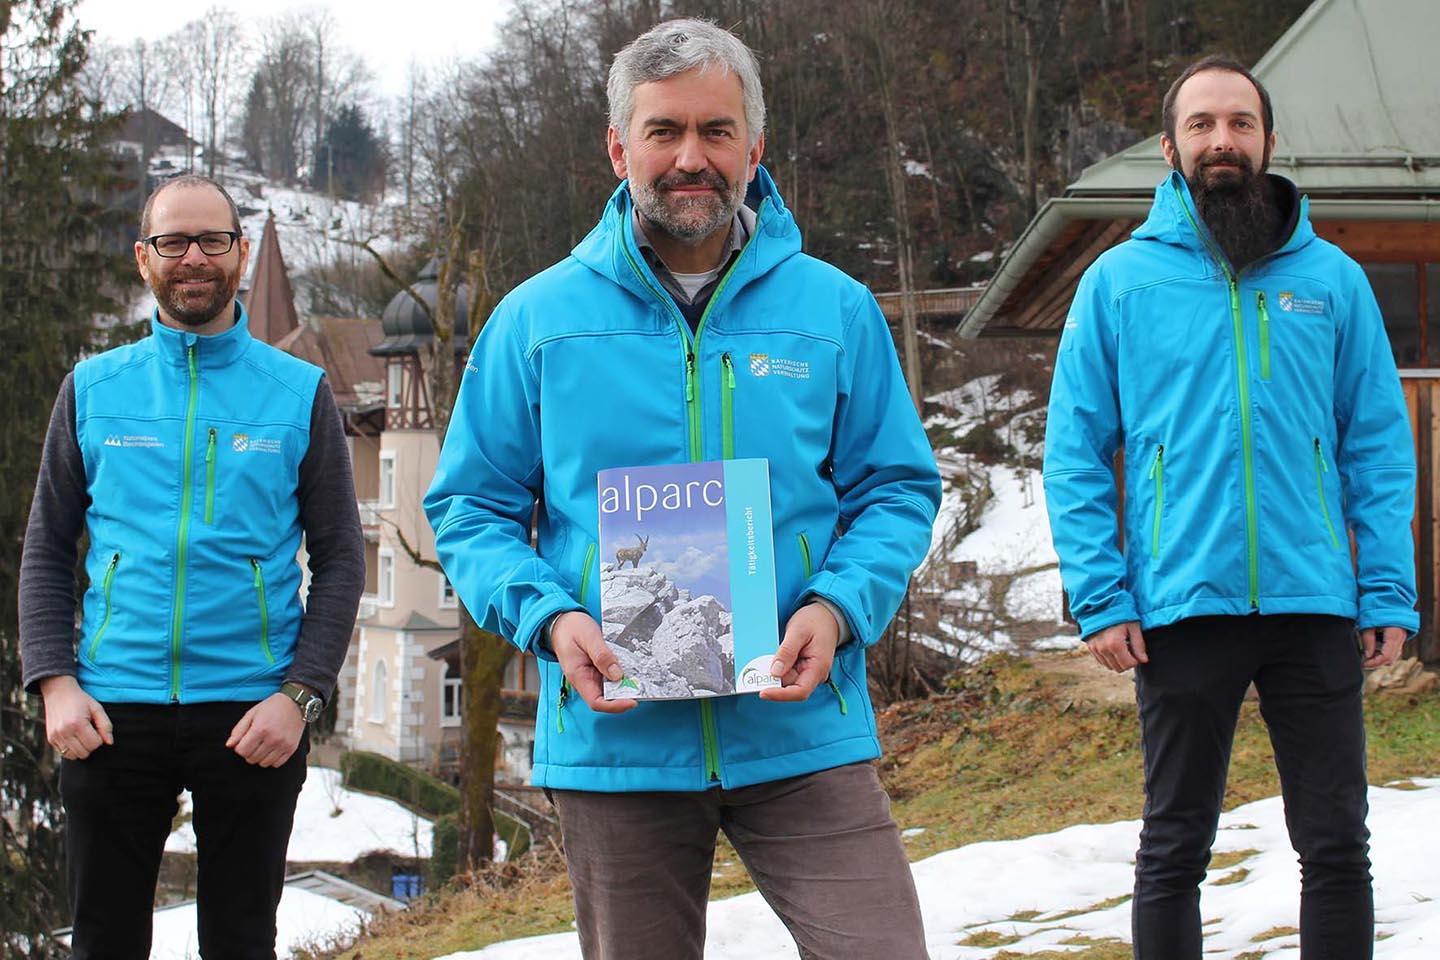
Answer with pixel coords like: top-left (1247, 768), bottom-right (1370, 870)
top-left (599, 461), bottom-right (730, 605)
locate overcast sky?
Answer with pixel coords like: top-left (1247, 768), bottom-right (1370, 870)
top-left (75, 0), bottom-right (508, 98)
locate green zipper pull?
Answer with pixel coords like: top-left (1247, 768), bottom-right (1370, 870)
top-left (723, 352), bottom-right (735, 388)
top-left (684, 352), bottom-right (696, 402)
top-left (1315, 437), bottom-right (1329, 473)
top-left (1147, 444), bottom-right (1164, 479)
top-left (720, 353), bottom-right (736, 460)
top-left (556, 678), bottom-right (568, 733)
top-left (826, 678), bottom-right (849, 715)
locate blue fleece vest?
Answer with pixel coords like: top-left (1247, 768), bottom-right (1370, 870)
top-left (73, 306), bottom-right (323, 703)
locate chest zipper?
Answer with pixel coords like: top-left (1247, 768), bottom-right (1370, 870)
top-left (1257, 292), bottom-right (1270, 381)
top-left (721, 353), bottom-right (736, 459)
top-left (204, 428), bottom-right (217, 523)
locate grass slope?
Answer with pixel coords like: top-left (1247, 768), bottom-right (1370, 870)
top-left (316, 655), bottom-right (1439, 959)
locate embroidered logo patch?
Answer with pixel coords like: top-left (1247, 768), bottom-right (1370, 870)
top-left (233, 433), bottom-right (282, 455)
top-left (749, 354), bottom-right (809, 380)
top-left (1278, 291), bottom-right (1325, 315)
top-left (104, 434), bottom-right (163, 449)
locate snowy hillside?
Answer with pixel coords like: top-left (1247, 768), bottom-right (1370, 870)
top-left (917, 373), bottom-right (1072, 662)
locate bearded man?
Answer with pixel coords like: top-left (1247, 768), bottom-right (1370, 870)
top-left (19, 174), bottom-right (364, 959)
top-left (1042, 56), bottom-right (1416, 960)
top-left (425, 18), bottom-right (939, 960)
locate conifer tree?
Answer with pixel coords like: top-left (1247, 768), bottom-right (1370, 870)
top-left (0, 1), bottom-right (131, 952)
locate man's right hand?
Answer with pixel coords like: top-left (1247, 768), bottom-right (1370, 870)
top-left (550, 611), bottom-right (638, 714)
top-left (39, 675), bottom-right (114, 760)
top-left (1085, 620), bottom-right (1148, 673)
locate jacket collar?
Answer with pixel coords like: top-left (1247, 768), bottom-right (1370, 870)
top-left (1133, 169), bottom-right (1315, 266)
top-left (570, 164), bottom-right (803, 315)
top-left (149, 301), bottom-right (254, 368)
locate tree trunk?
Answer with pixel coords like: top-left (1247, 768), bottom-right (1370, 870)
top-left (456, 614), bottom-right (514, 868)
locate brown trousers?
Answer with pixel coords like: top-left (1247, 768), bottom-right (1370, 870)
top-left (549, 761), bottom-right (929, 960)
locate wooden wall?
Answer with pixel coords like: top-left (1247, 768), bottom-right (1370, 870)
top-left (1401, 375), bottom-right (1440, 662)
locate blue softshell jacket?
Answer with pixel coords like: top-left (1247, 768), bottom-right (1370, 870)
top-left (74, 307), bottom-right (323, 703)
top-left (1044, 171), bottom-right (1418, 639)
top-left (425, 168), bottom-right (941, 792)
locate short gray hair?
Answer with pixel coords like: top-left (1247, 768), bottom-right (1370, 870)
top-left (607, 19), bottom-right (766, 148)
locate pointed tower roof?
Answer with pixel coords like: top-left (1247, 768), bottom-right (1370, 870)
top-left (242, 211), bottom-right (299, 344)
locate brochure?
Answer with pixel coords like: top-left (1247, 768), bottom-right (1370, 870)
top-left (597, 458), bottom-right (781, 700)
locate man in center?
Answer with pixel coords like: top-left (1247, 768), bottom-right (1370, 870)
top-left (426, 18), bottom-right (939, 960)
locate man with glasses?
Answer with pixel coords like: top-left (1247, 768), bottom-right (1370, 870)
top-left (19, 174), bottom-right (364, 959)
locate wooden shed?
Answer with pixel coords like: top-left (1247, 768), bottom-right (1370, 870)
top-left (961, 0), bottom-right (1440, 661)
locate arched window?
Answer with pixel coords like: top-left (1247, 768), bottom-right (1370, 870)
top-left (369, 659), bottom-right (388, 722)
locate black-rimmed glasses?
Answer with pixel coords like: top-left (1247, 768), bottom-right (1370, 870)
top-left (142, 231), bottom-right (240, 258)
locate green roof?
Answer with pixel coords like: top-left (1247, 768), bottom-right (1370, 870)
top-left (962, 0), bottom-right (1440, 338)
top-left (1072, 0), bottom-right (1440, 198)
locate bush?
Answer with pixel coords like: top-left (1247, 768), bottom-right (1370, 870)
top-left (429, 814), bottom-right (460, 888)
top-left (339, 751), bottom-right (459, 818)
top-left (339, 752), bottom-right (533, 878)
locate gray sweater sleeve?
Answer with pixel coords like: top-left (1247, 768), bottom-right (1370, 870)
top-left (19, 374), bottom-right (88, 692)
top-left (285, 377), bottom-right (365, 702)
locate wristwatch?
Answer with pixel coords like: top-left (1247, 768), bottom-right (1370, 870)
top-left (280, 682), bottom-right (325, 723)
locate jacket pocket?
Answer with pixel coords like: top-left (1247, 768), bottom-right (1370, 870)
top-left (1312, 438), bottom-right (1342, 550)
top-left (721, 352), bottom-right (737, 459)
top-left (250, 559), bottom-right (275, 666)
top-left (1147, 445), bottom-right (1165, 558)
top-left (556, 541), bottom-right (598, 734)
top-left (86, 552), bottom-right (121, 662)
top-left (204, 427), bottom-right (217, 523)
top-left (798, 531), bottom-right (846, 714)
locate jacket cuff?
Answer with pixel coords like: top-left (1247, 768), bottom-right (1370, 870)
top-left (517, 585), bottom-right (585, 662)
top-left (1355, 601), bottom-right (1420, 638)
top-left (801, 571), bottom-right (870, 647)
top-left (803, 595), bottom-right (853, 647)
top-left (1074, 595), bottom-right (1141, 641)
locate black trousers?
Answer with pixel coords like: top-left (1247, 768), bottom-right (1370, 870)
top-left (1131, 614), bottom-right (1372, 960)
top-left (60, 701), bottom-right (308, 960)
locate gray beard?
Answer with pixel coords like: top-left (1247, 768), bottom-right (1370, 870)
top-left (630, 174), bottom-right (744, 246)
top-left (1191, 169), bottom-right (1280, 272)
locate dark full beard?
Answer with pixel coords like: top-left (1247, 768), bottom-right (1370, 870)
top-left (1187, 154), bottom-right (1279, 272)
top-left (631, 169), bottom-right (744, 246)
top-left (152, 267), bottom-right (240, 327)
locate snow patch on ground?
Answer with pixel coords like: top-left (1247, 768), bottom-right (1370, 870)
top-left (436, 779), bottom-right (1440, 959)
top-left (949, 465), bottom-right (1056, 573)
top-left (166, 767), bottom-right (432, 861)
top-left (149, 885), bottom-right (368, 960)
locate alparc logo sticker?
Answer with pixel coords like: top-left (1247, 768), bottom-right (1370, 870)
top-left (748, 353), bottom-right (810, 380)
top-left (1277, 291), bottom-right (1325, 315)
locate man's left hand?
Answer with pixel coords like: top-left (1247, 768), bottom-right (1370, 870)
top-left (1361, 625), bottom-right (1407, 669)
top-left (226, 693), bottom-right (305, 767)
top-left (760, 602), bottom-right (840, 703)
